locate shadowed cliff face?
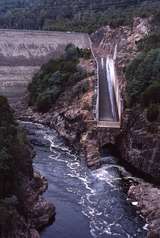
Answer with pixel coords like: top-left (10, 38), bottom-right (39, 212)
top-left (0, 30), bottom-right (90, 104)
top-left (92, 18), bottom-right (160, 181)
top-left (0, 96), bottom-right (55, 238)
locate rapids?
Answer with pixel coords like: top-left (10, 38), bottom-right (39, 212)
top-left (21, 121), bottom-right (147, 238)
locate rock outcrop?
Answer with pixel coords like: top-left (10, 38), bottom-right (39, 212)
top-left (128, 183), bottom-right (160, 238)
top-left (118, 107), bottom-right (160, 181)
top-left (91, 17), bottom-right (160, 179)
top-left (92, 17), bottom-right (160, 237)
top-left (0, 96), bottom-right (55, 238)
top-left (15, 18), bottom-right (160, 236)
top-left (17, 58), bottom-right (102, 168)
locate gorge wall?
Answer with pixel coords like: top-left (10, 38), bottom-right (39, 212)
top-left (0, 96), bottom-right (55, 238)
top-left (91, 17), bottom-right (160, 181)
top-left (0, 30), bottom-right (90, 104)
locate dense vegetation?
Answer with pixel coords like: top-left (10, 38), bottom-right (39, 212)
top-left (0, 96), bottom-right (32, 198)
top-left (28, 44), bottom-right (91, 112)
top-left (125, 23), bottom-right (160, 122)
top-left (0, 0), bottom-right (160, 33)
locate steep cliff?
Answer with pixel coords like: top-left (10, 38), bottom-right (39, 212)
top-left (118, 107), bottom-right (160, 181)
top-left (91, 17), bottom-right (160, 237)
top-left (92, 17), bottom-right (160, 180)
top-left (0, 96), bottom-right (55, 238)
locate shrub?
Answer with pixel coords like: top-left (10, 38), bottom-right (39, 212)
top-left (126, 49), bottom-right (160, 106)
top-left (137, 33), bottom-right (160, 52)
top-left (64, 44), bottom-right (79, 60)
top-left (146, 104), bottom-right (159, 122)
top-left (0, 96), bottom-right (8, 107)
top-left (142, 82), bottom-right (160, 107)
top-left (81, 80), bottom-right (90, 94)
top-left (28, 44), bottom-right (89, 112)
top-left (36, 91), bottom-right (51, 113)
top-left (78, 48), bottom-right (92, 59)
top-left (36, 93), bottom-right (52, 113)
top-left (48, 71), bottom-right (63, 85)
top-left (0, 96), bottom-right (31, 197)
top-left (0, 96), bottom-right (15, 125)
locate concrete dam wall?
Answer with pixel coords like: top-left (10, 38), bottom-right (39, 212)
top-left (0, 30), bottom-right (90, 103)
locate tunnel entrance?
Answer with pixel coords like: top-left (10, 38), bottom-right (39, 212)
top-left (100, 143), bottom-right (118, 157)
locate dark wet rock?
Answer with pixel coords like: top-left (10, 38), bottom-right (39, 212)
top-left (0, 98), bottom-right (55, 238)
top-left (31, 197), bottom-right (55, 229)
top-left (128, 183), bottom-right (160, 238)
top-left (118, 107), bottom-right (160, 181)
top-left (30, 229), bottom-right (40, 238)
top-left (92, 17), bottom-right (160, 237)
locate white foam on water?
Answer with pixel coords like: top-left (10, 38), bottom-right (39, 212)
top-left (143, 224), bottom-right (149, 231)
top-left (22, 121), bottom-right (146, 238)
top-left (132, 202), bottom-right (138, 206)
top-left (49, 154), bottom-right (66, 163)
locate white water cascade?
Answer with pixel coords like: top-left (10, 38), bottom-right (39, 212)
top-left (106, 56), bottom-right (117, 120)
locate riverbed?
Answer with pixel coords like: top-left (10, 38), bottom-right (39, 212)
top-left (21, 121), bottom-right (147, 238)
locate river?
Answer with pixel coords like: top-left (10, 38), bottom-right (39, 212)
top-left (21, 121), bottom-right (147, 238)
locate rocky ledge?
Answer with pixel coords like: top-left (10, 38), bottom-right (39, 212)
top-left (0, 171), bottom-right (55, 238)
top-left (128, 183), bottom-right (160, 238)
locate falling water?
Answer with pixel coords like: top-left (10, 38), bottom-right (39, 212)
top-left (106, 57), bottom-right (117, 120)
top-left (113, 44), bottom-right (118, 61)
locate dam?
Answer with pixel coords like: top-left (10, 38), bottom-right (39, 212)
top-left (0, 30), bottom-right (90, 104)
top-left (0, 29), bottom-right (121, 127)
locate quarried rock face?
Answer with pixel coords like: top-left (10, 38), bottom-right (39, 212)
top-left (0, 30), bottom-right (90, 105)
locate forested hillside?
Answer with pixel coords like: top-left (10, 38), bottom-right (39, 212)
top-left (0, 0), bottom-right (160, 32)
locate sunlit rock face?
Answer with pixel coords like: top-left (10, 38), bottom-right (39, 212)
top-left (0, 30), bottom-right (90, 103)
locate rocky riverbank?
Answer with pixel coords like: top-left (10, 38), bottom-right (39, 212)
top-left (13, 18), bottom-right (160, 237)
top-left (15, 66), bottom-right (160, 238)
top-left (128, 183), bottom-right (160, 238)
top-left (15, 58), bottom-right (103, 168)
top-left (0, 172), bottom-right (55, 238)
top-left (0, 96), bottom-right (55, 238)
